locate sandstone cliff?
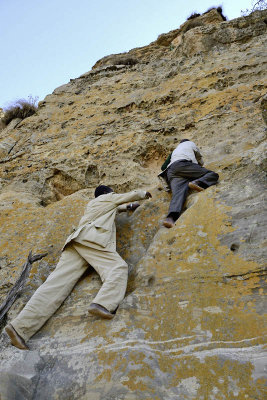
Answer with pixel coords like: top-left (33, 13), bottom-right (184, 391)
top-left (0, 9), bottom-right (266, 400)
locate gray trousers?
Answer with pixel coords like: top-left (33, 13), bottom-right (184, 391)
top-left (166, 160), bottom-right (219, 219)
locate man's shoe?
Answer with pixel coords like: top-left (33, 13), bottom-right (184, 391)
top-left (88, 303), bottom-right (114, 319)
top-left (5, 324), bottom-right (29, 350)
top-left (188, 181), bottom-right (204, 192)
top-left (163, 217), bottom-right (175, 228)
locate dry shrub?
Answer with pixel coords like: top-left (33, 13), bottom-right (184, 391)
top-left (187, 6), bottom-right (227, 22)
top-left (2, 96), bottom-right (38, 125)
top-left (204, 6), bottom-right (227, 20)
top-left (242, 0), bottom-right (267, 16)
top-left (187, 12), bottom-right (201, 20)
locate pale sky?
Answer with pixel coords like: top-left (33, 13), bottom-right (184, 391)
top-left (0, 0), bottom-right (255, 108)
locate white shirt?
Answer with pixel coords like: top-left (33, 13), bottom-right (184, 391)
top-left (169, 141), bottom-right (203, 166)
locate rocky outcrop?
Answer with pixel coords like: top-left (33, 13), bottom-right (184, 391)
top-left (0, 108), bottom-right (5, 132)
top-left (0, 9), bottom-right (266, 400)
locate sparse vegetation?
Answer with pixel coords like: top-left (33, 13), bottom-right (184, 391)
top-left (187, 12), bottom-right (201, 20)
top-left (2, 96), bottom-right (38, 126)
top-left (187, 6), bottom-right (227, 21)
top-left (241, 0), bottom-right (267, 16)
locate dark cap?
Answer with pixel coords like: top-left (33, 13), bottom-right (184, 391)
top-left (180, 139), bottom-right (190, 143)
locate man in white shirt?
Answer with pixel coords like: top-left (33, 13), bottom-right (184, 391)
top-left (5, 185), bottom-right (152, 350)
top-left (161, 139), bottom-right (219, 228)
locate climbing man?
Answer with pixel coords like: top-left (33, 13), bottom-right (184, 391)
top-left (5, 185), bottom-right (152, 350)
top-left (159, 139), bottom-right (219, 228)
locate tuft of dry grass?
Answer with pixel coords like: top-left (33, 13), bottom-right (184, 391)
top-left (2, 96), bottom-right (38, 125)
top-left (187, 12), bottom-right (201, 20)
top-left (187, 6), bottom-right (227, 22)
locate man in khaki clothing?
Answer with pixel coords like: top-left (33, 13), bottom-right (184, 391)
top-left (5, 185), bottom-right (151, 350)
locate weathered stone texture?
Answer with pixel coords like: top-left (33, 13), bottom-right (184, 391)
top-left (0, 9), bottom-right (266, 400)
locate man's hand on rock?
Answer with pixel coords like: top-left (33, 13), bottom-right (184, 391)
top-left (145, 192), bottom-right (152, 199)
top-left (127, 202), bottom-right (140, 211)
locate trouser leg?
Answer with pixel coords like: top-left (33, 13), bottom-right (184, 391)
top-left (166, 161), bottom-right (219, 219)
top-left (195, 170), bottom-right (219, 188)
top-left (11, 245), bottom-right (87, 341)
top-left (167, 161), bottom-right (219, 184)
top-left (72, 243), bottom-right (128, 312)
top-left (167, 177), bottom-right (189, 218)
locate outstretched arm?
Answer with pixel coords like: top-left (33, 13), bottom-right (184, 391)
top-left (112, 190), bottom-right (152, 207)
top-left (117, 202), bottom-right (140, 213)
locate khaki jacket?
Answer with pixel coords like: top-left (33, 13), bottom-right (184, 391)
top-left (63, 190), bottom-right (147, 251)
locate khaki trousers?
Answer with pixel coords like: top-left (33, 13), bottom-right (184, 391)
top-left (11, 242), bottom-right (128, 341)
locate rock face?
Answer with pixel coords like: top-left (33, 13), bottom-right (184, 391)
top-left (0, 9), bottom-right (266, 400)
top-left (0, 108), bottom-right (5, 132)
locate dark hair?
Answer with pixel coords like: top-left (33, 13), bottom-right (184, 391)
top-left (94, 185), bottom-right (113, 198)
top-left (180, 139), bottom-right (190, 143)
